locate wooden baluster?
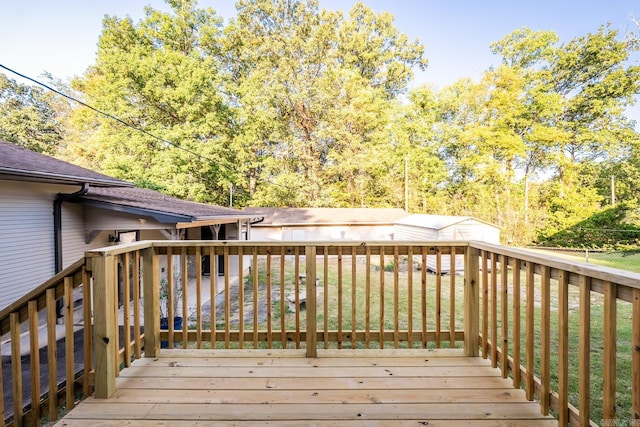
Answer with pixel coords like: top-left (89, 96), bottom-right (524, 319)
top-left (266, 248), bottom-right (273, 348)
top-left (337, 246), bottom-right (343, 349)
top-left (558, 270), bottom-right (569, 426)
top-left (64, 276), bottom-right (75, 410)
top-left (181, 248), bottom-right (188, 349)
top-left (436, 250), bottom-right (442, 348)
top-left (393, 246), bottom-right (399, 348)
top-left (280, 247), bottom-right (286, 349)
top-left (491, 254), bottom-right (497, 368)
top-left (512, 258), bottom-right (521, 389)
top-left (11, 312), bottom-right (23, 426)
top-left (46, 288), bottom-right (58, 417)
top-left (324, 246), bottom-right (329, 349)
top-left (540, 265), bottom-right (551, 415)
top-left (365, 246), bottom-right (371, 348)
top-left (167, 247), bottom-right (174, 349)
top-left (481, 250), bottom-right (488, 359)
top-left (132, 251), bottom-right (141, 359)
top-left (28, 300), bottom-right (41, 427)
top-left (379, 246), bottom-right (385, 349)
top-left (632, 287), bottom-right (640, 422)
top-left (501, 255), bottom-right (508, 378)
top-left (224, 246), bottom-right (231, 349)
top-left (450, 247), bottom-right (455, 347)
top-left (196, 246), bottom-right (203, 349)
top-left (294, 246), bottom-right (301, 349)
top-left (603, 281), bottom-right (617, 422)
top-left (27, 300), bottom-right (40, 426)
top-left (83, 264), bottom-right (94, 395)
top-left (238, 246), bottom-right (244, 349)
top-left (210, 246), bottom-right (216, 349)
top-left (525, 262), bottom-right (535, 401)
top-left (421, 247), bottom-right (427, 348)
top-left (253, 247), bottom-right (259, 349)
top-left (578, 275), bottom-right (591, 426)
top-left (122, 253), bottom-right (131, 367)
top-left (407, 246), bottom-right (413, 348)
top-left (351, 246), bottom-right (357, 348)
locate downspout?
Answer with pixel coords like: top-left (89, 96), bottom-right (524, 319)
top-left (53, 183), bottom-right (89, 318)
top-left (54, 183), bottom-right (90, 273)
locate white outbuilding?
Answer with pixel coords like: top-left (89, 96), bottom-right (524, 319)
top-left (394, 215), bottom-right (500, 273)
top-left (393, 214), bottom-right (500, 243)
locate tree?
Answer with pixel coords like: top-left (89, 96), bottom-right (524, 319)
top-left (71, 0), bottom-right (232, 203)
top-left (225, 0), bottom-right (427, 206)
top-left (0, 73), bottom-right (64, 154)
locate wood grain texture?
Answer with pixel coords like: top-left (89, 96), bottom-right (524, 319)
top-left (55, 349), bottom-right (555, 426)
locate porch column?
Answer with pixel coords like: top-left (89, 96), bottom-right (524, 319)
top-left (464, 245), bottom-right (480, 357)
top-left (305, 246), bottom-right (317, 358)
top-left (143, 246), bottom-right (160, 357)
top-left (92, 253), bottom-right (117, 398)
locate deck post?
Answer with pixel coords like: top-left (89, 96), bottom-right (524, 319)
top-left (143, 246), bottom-right (160, 357)
top-left (305, 246), bottom-right (317, 358)
top-left (464, 245), bottom-right (480, 357)
top-left (92, 253), bottom-right (117, 398)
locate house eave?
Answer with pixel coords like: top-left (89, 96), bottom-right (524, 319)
top-left (74, 199), bottom-right (192, 224)
top-left (0, 169), bottom-right (133, 187)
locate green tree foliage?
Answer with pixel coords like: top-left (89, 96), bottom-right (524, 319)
top-left (8, 0), bottom-right (638, 248)
top-left (0, 73), bottom-right (63, 154)
top-left (225, 0), bottom-right (427, 206)
top-left (536, 201), bottom-right (640, 249)
top-left (425, 25), bottom-right (640, 244)
top-left (71, 0), bottom-right (232, 203)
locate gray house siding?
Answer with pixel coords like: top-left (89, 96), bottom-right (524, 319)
top-left (61, 203), bottom-right (112, 269)
top-left (0, 182), bottom-right (60, 309)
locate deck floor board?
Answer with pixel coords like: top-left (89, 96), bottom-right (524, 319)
top-left (55, 349), bottom-right (556, 426)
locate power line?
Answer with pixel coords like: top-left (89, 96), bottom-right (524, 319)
top-left (0, 63), bottom-right (294, 192)
top-left (0, 63), bottom-right (226, 168)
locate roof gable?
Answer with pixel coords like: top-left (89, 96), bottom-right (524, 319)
top-left (395, 214), bottom-right (499, 230)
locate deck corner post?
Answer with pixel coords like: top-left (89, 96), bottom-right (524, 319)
top-left (464, 245), bottom-right (480, 357)
top-left (143, 246), bottom-right (160, 358)
top-left (92, 253), bottom-right (117, 398)
top-left (305, 246), bottom-right (317, 358)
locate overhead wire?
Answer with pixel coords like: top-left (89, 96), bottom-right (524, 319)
top-left (0, 63), bottom-right (226, 168)
top-left (0, 63), bottom-right (293, 192)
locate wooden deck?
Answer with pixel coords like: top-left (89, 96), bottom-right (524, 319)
top-left (55, 349), bottom-right (556, 426)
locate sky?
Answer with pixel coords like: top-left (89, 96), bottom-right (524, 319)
top-left (1, 1), bottom-right (640, 114)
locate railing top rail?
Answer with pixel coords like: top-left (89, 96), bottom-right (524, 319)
top-left (470, 240), bottom-right (640, 291)
top-left (0, 257), bottom-right (85, 324)
top-left (85, 240), bottom-right (471, 256)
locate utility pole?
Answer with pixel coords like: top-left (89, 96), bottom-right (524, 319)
top-left (404, 155), bottom-right (409, 212)
top-left (611, 175), bottom-right (615, 206)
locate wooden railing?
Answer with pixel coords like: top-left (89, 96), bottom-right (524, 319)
top-left (0, 259), bottom-right (92, 427)
top-left (471, 242), bottom-right (640, 427)
top-left (1, 240), bottom-right (639, 426)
